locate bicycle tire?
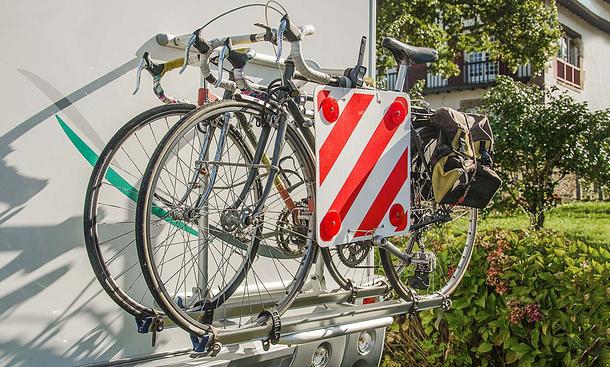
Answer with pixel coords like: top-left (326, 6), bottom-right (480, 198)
top-left (379, 125), bottom-right (478, 301)
top-left (84, 103), bottom-right (195, 318)
top-left (136, 99), bottom-right (317, 336)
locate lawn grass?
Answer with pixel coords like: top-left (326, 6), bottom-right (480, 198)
top-left (480, 201), bottom-right (610, 246)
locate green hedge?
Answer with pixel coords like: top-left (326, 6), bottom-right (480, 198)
top-left (383, 229), bottom-right (610, 366)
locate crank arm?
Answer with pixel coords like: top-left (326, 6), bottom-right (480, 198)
top-left (372, 236), bottom-right (412, 264)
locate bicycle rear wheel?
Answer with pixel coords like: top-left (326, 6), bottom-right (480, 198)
top-left (83, 103), bottom-right (195, 318)
top-left (379, 126), bottom-right (477, 301)
top-left (136, 99), bottom-right (317, 336)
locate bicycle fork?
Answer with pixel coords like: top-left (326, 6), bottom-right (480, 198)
top-left (193, 113), bottom-right (231, 209)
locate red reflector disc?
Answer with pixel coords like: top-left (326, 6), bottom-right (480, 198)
top-left (320, 210), bottom-right (341, 241)
top-left (321, 97), bottom-right (339, 123)
top-left (389, 203), bottom-right (406, 227)
top-left (386, 100), bottom-right (407, 129)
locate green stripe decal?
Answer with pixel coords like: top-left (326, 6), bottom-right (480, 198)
top-left (56, 114), bottom-right (198, 236)
top-left (56, 114), bottom-right (291, 259)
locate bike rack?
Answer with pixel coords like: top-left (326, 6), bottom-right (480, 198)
top-left (161, 285), bottom-right (445, 346)
top-left (133, 32), bottom-right (453, 348)
top-left (218, 295), bottom-right (445, 346)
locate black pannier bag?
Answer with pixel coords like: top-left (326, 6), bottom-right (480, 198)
top-left (429, 108), bottom-right (501, 209)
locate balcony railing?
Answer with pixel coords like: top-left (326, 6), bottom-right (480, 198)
top-left (425, 60), bottom-right (531, 91)
top-left (556, 58), bottom-right (581, 88)
top-left (464, 60), bottom-right (499, 84)
top-left (426, 72), bottom-right (448, 89)
top-left (384, 60), bottom-right (532, 92)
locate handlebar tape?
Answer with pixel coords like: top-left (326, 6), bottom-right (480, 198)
top-left (162, 58), bottom-right (186, 75)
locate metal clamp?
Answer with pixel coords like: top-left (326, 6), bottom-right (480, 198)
top-left (190, 326), bottom-right (221, 358)
top-left (135, 315), bottom-right (153, 334)
top-left (405, 287), bottom-right (420, 320)
top-left (375, 278), bottom-right (393, 300)
top-left (345, 280), bottom-right (358, 304)
top-left (135, 313), bottom-right (164, 346)
top-left (438, 292), bottom-right (452, 311)
top-left (135, 314), bottom-right (164, 334)
top-left (151, 315), bottom-right (164, 347)
top-left (259, 309), bottom-right (281, 351)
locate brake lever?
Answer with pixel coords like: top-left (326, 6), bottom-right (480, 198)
top-left (180, 33), bottom-right (197, 74)
top-left (133, 53), bottom-right (149, 95)
top-left (254, 23), bottom-right (276, 43)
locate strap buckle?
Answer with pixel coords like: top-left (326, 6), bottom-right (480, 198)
top-left (258, 309), bottom-right (281, 351)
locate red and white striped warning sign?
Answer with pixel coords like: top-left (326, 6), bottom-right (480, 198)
top-left (314, 86), bottom-right (411, 248)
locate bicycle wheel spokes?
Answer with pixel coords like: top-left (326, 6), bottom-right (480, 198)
top-left (137, 100), bottom-right (317, 335)
top-left (321, 240), bottom-right (380, 292)
top-left (380, 129), bottom-right (477, 301)
top-left (84, 104), bottom-right (195, 317)
top-left (144, 119), bottom-right (256, 314)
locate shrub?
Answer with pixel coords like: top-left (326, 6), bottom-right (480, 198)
top-left (482, 77), bottom-right (610, 228)
top-left (383, 229), bottom-right (610, 366)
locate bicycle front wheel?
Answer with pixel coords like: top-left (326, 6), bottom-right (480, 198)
top-left (136, 99), bottom-right (317, 336)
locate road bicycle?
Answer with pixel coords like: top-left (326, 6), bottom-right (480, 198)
top-left (133, 12), bottom-right (478, 353)
top-left (82, 21), bottom-right (278, 337)
top-left (82, 6), bottom-right (359, 344)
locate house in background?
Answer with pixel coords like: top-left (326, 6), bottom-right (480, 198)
top-left (388, 0), bottom-right (610, 113)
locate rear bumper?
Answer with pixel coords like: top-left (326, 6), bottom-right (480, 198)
top-left (96, 325), bottom-right (388, 367)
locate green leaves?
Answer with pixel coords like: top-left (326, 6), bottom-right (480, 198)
top-left (510, 343), bottom-right (532, 356)
top-left (482, 77), bottom-right (610, 228)
top-left (382, 227), bottom-right (610, 366)
top-left (376, 0), bottom-right (561, 77)
top-left (478, 342), bottom-right (493, 353)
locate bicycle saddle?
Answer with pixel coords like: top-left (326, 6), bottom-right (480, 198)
top-left (382, 37), bottom-right (438, 65)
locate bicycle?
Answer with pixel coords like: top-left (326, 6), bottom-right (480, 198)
top-left (134, 13), bottom-right (477, 353)
top-left (83, 54), bottom-right (198, 336)
top-left (82, 30), bottom-right (272, 338)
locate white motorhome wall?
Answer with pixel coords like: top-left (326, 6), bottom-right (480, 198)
top-left (0, 1), bottom-right (374, 366)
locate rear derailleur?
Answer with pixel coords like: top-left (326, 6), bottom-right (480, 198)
top-left (275, 199), bottom-right (310, 256)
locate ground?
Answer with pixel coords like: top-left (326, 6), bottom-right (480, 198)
top-left (481, 201), bottom-right (610, 246)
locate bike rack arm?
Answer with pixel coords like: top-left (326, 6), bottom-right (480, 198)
top-left (215, 295), bottom-right (444, 346)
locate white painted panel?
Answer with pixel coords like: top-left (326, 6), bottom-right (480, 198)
top-left (0, 1), bottom-right (373, 365)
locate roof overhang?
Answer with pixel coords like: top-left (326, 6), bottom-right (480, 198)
top-left (557, 0), bottom-right (610, 34)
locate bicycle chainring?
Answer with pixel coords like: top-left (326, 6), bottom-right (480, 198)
top-left (336, 241), bottom-right (372, 267)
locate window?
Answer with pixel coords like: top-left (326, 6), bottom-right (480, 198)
top-left (460, 98), bottom-right (482, 113)
top-left (465, 51), bottom-right (498, 84)
top-left (556, 32), bottom-right (582, 88)
top-left (558, 34), bottom-right (580, 67)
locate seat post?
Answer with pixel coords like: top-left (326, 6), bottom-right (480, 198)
top-left (394, 62), bottom-right (409, 92)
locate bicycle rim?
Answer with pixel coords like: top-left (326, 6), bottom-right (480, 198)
top-left (83, 103), bottom-right (195, 317)
top-left (136, 100), bottom-right (317, 336)
top-left (379, 126), bottom-right (478, 301)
